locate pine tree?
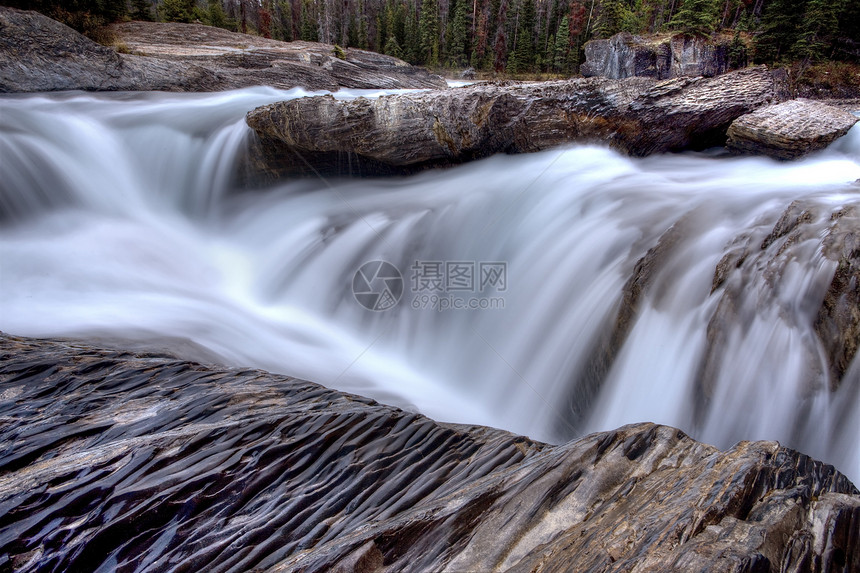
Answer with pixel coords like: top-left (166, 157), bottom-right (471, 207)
top-left (384, 35), bottom-right (404, 58)
top-left (359, 15), bottom-right (369, 49)
top-left (448, 0), bottom-right (471, 67)
top-left (161, 0), bottom-right (192, 22)
top-left (669, 0), bottom-right (721, 37)
top-left (596, 0), bottom-right (630, 38)
top-left (554, 14), bottom-right (569, 72)
top-left (131, 0), bottom-right (154, 21)
top-left (728, 29), bottom-right (746, 68)
top-left (419, 0), bottom-right (440, 65)
top-left (100, 0), bottom-right (128, 22)
top-left (300, 0), bottom-right (319, 41)
top-left (793, 0), bottom-right (844, 62)
top-left (510, 0), bottom-right (536, 72)
top-left (404, 2), bottom-right (421, 63)
top-left (754, 0), bottom-right (804, 63)
top-left (207, 0), bottom-right (228, 28)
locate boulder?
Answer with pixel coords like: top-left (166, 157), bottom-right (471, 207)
top-left (581, 32), bottom-right (731, 80)
top-left (110, 21), bottom-right (447, 91)
top-left (0, 333), bottom-right (857, 572)
top-left (0, 8), bottom-right (446, 93)
top-left (245, 66), bottom-right (782, 177)
top-left (0, 7), bottom-right (218, 92)
top-left (726, 99), bottom-right (859, 159)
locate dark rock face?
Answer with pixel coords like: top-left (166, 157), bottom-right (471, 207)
top-left (0, 7), bottom-right (218, 92)
top-left (726, 99), bottom-right (859, 159)
top-left (0, 333), bottom-right (858, 572)
top-left (246, 66), bottom-right (781, 178)
top-left (0, 8), bottom-right (445, 93)
top-left (581, 32), bottom-right (731, 80)
top-left (708, 199), bottom-right (860, 391)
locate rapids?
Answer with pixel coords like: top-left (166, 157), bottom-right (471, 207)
top-left (1, 87), bottom-right (858, 482)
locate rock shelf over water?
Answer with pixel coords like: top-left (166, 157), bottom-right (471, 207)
top-left (0, 334), bottom-right (857, 572)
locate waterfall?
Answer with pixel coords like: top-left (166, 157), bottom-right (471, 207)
top-left (2, 88), bottom-right (858, 483)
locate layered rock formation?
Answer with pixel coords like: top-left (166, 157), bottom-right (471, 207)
top-left (580, 32), bottom-right (731, 80)
top-left (245, 66), bottom-right (782, 177)
top-left (0, 8), bottom-right (445, 93)
top-left (726, 99), bottom-right (859, 159)
top-left (110, 21), bottom-right (447, 91)
top-left (0, 7), bottom-right (217, 92)
top-left (0, 333), bottom-right (857, 572)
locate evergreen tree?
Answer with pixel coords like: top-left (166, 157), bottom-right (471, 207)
top-left (358, 15), bottom-right (369, 49)
top-left (448, 0), bottom-right (471, 67)
top-left (130, 0), bottom-right (154, 21)
top-left (384, 35), bottom-right (403, 58)
top-left (99, 0), bottom-right (128, 22)
top-left (668, 0), bottom-right (720, 37)
top-left (728, 29), bottom-right (746, 68)
top-left (793, 0), bottom-right (844, 62)
top-left (419, 0), bottom-right (440, 65)
top-left (207, 0), bottom-right (228, 28)
top-left (754, 0), bottom-right (804, 63)
top-left (596, 0), bottom-right (630, 38)
top-left (553, 14), bottom-right (569, 72)
top-left (404, 2), bottom-right (421, 63)
top-left (300, 0), bottom-right (319, 40)
top-left (510, 0), bottom-right (536, 71)
top-left (161, 0), bottom-right (192, 22)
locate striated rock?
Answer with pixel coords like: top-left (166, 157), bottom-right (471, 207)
top-left (0, 333), bottom-right (858, 572)
top-left (110, 21), bottom-right (447, 91)
top-left (0, 8), bottom-right (445, 93)
top-left (726, 99), bottom-right (859, 159)
top-left (0, 7), bottom-right (218, 92)
top-left (246, 66), bottom-right (781, 177)
top-left (581, 32), bottom-right (731, 80)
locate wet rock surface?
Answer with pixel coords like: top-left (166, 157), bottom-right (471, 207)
top-left (0, 8), bottom-right (445, 93)
top-left (707, 199), bottom-right (860, 392)
top-left (726, 99), bottom-right (859, 159)
top-left (246, 66), bottom-right (781, 177)
top-left (0, 333), bottom-right (857, 572)
top-left (581, 32), bottom-right (731, 80)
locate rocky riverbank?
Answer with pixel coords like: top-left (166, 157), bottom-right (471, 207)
top-left (0, 333), bottom-right (857, 572)
top-left (0, 7), bottom-right (445, 93)
top-left (246, 66), bottom-right (784, 177)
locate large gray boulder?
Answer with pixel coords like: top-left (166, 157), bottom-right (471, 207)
top-left (0, 8), bottom-right (446, 93)
top-left (0, 333), bottom-right (857, 572)
top-left (246, 66), bottom-right (782, 177)
top-left (110, 21), bottom-right (447, 91)
top-left (581, 32), bottom-right (731, 80)
top-left (726, 99), bottom-right (859, 159)
top-left (0, 7), bottom-right (218, 92)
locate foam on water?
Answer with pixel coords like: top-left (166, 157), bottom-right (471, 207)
top-left (1, 89), bottom-right (858, 481)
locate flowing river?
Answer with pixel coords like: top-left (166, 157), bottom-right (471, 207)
top-left (1, 87), bottom-right (859, 482)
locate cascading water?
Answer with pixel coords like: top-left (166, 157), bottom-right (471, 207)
top-left (2, 88), bottom-right (859, 483)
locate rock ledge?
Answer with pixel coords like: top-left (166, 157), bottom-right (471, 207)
top-left (726, 99), bottom-right (859, 159)
top-left (0, 333), bottom-right (857, 572)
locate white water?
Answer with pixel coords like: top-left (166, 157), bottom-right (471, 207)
top-left (1, 88), bottom-right (859, 482)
